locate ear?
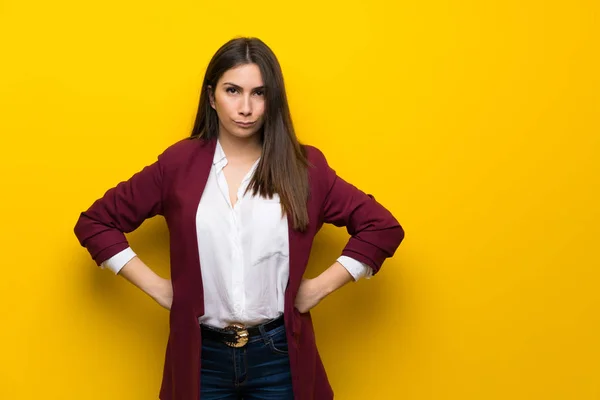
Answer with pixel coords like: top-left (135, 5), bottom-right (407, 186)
top-left (207, 85), bottom-right (216, 110)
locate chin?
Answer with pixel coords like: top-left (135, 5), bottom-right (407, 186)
top-left (233, 130), bottom-right (259, 140)
top-left (225, 125), bottom-right (263, 140)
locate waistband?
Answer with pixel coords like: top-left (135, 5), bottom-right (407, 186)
top-left (200, 315), bottom-right (285, 347)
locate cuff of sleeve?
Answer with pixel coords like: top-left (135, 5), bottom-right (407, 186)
top-left (101, 247), bottom-right (137, 275)
top-left (336, 255), bottom-right (373, 281)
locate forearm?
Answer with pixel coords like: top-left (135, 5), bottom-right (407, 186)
top-left (118, 256), bottom-right (170, 301)
top-left (314, 261), bottom-right (355, 298)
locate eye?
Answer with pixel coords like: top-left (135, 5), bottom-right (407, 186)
top-left (225, 87), bottom-right (238, 94)
top-left (254, 90), bottom-right (264, 96)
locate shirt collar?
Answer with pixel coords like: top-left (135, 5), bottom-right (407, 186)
top-left (213, 139), bottom-right (228, 171)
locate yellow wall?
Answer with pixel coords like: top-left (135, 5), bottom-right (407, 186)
top-left (1, 0), bottom-right (598, 399)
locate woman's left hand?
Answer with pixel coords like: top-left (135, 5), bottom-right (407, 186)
top-left (294, 278), bottom-right (325, 313)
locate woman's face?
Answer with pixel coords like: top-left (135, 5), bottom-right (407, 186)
top-left (209, 63), bottom-right (266, 141)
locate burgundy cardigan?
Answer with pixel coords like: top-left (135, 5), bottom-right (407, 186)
top-left (74, 137), bottom-right (404, 399)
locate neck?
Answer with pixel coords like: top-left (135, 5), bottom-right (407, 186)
top-left (218, 131), bottom-right (262, 162)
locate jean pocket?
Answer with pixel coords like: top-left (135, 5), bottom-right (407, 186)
top-left (267, 330), bottom-right (289, 356)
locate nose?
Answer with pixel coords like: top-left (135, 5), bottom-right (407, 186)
top-left (238, 94), bottom-right (252, 117)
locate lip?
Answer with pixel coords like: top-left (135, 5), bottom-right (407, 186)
top-left (234, 121), bottom-right (256, 128)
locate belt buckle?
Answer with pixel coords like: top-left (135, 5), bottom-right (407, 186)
top-left (223, 323), bottom-right (249, 348)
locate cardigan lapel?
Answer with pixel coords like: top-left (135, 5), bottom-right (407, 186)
top-left (165, 136), bottom-right (217, 317)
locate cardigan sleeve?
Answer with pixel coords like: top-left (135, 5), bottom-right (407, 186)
top-left (314, 148), bottom-right (405, 275)
top-left (73, 150), bottom-right (167, 267)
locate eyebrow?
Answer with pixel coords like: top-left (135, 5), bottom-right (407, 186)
top-left (223, 82), bottom-right (265, 91)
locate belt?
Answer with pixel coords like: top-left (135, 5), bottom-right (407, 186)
top-left (200, 315), bottom-right (285, 348)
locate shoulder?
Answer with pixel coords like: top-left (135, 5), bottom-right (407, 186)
top-left (158, 136), bottom-right (215, 165)
top-left (301, 144), bottom-right (330, 170)
top-left (301, 144), bottom-right (337, 194)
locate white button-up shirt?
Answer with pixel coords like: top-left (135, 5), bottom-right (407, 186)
top-left (102, 140), bottom-right (372, 328)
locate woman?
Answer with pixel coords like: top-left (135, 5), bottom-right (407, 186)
top-left (74, 37), bottom-right (404, 400)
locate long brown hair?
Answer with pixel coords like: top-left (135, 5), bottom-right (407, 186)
top-left (190, 37), bottom-right (309, 231)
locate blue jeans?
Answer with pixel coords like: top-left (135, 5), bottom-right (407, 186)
top-left (200, 323), bottom-right (294, 399)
